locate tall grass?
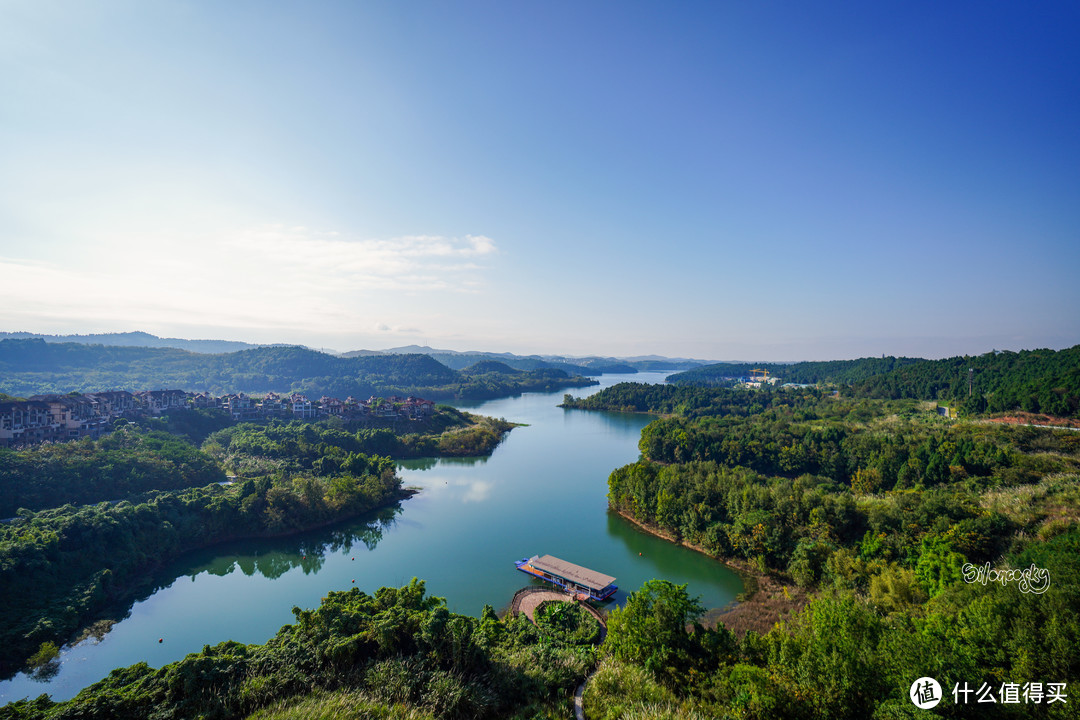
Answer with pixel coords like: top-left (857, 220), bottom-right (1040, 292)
top-left (244, 689), bottom-right (436, 720)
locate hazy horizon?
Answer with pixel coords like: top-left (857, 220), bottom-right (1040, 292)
top-left (3, 327), bottom-right (1076, 365)
top-left (2, 3), bottom-right (1077, 360)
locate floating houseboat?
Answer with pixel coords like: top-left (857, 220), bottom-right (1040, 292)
top-left (515, 554), bottom-right (618, 601)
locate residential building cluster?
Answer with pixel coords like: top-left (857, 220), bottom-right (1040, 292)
top-left (0, 390), bottom-right (436, 448)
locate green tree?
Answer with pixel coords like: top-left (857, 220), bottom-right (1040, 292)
top-left (26, 641), bottom-right (59, 669)
top-left (604, 579), bottom-right (704, 683)
top-left (914, 536), bottom-right (966, 597)
top-left (788, 538), bottom-right (834, 588)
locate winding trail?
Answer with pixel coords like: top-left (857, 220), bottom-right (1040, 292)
top-left (508, 586), bottom-right (607, 719)
top-left (574, 681), bottom-right (587, 720)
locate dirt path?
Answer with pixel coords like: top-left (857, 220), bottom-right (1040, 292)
top-left (508, 586), bottom-right (608, 720)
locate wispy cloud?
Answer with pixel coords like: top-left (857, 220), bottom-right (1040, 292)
top-left (227, 227), bottom-right (496, 289)
top-left (373, 322), bottom-right (423, 334)
top-left (0, 225), bottom-right (497, 336)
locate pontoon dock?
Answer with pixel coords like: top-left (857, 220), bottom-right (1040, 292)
top-left (514, 554), bottom-right (617, 601)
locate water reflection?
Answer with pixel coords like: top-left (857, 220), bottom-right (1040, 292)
top-left (604, 511), bottom-right (743, 606)
top-left (398, 455), bottom-right (491, 471)
top-left (561, 407), bottom-right (653, 435)
top-left (605, 510), bottom-right (660, 557)
top-left (461, 480), bottom-right (493, 503)
top-left (83, 504), bottom-right (405, 636)
top-left (404, 474), bottom-right (496, 505)
top-left (28, 662), bottom-right (60, 684)
top-left (172, 505), bottom-right (402, 582)
top-left (400, 457), bottom-right (439, 471)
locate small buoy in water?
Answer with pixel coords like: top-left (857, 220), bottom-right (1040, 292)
top-left (302, 556), bottom-right (306, 560)
top-left (352, 579), bottom-right (355, 583)
top-left (158, 638), bottom-right (163, 643)
top-left (639, 552), bottom-right (642, 556)
top-left (351, 557), bottom-right (355, 560)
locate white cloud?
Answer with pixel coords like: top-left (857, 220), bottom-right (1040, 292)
top-left (373, 323), bottom-right (423, 334)
top-left (0, 226), bottom-right (497, 337)
top-left (225, 227), bottom-right (497, 288)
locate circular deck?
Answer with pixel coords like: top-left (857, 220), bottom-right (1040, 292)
top-left (508, 586), bottom-right (607, 640)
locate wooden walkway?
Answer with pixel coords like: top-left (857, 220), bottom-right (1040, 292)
top-left (507, 586), bottom-right (608, 642)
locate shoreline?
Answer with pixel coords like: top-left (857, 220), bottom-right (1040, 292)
top-left (0, 488), bottom-right (418, 679)
top-left (557, 402), bottom-right (675, 420)
top-left (610, 506), bottom-right (808, 636)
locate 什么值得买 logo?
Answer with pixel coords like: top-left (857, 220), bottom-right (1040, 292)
top-left (909, 677), bottom-right (942, 709)
top-left (910, 678), bottom-right (1068, 707)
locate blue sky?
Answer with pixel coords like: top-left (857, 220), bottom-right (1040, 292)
top-left (1, 1), bottom-right (1077, 360)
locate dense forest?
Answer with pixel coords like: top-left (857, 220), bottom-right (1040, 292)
top-left (584, 538), bottom-right (1077, 719)
top-left (0, 408), bottom-right (510, 517)
top-left (0, 430), bottom-right (402, 677)
top-left (575, 381), bottom-right (1080, 717)
top-left (0, 405), bottom-right (517, 680)
top-left (667, 356), bottom-right (924, 386)
top-left (0, 429), bottom-right (225, 517)
top-left (563, 382), bottom-right (812, 418)
top-left (0, 579), bottom-right (604, 720)
top-left (633, 405), bottom-right (1065, 490)
top-left (204, 413), bottom-right (515, 477)
top-left (665, 346), bottom-right (1080, 419)
top-left (851, 347), bottom-right (1080, 417)
top-left (0, 339), bottom-right (595, 400)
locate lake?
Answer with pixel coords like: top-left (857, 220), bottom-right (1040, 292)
top-left (0, 372), bottom-right (741, 704)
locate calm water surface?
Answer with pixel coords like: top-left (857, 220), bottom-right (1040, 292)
top-left (0, 373), bottom-right (741, 703)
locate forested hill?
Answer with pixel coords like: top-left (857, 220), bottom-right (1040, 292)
top-left (461, 360), bottom-right (522, 375)
top-left (667, 356), bottom-right (924, 386)
top-left (0, 339), bottom-right (595, 400)
top-left (668, 346), bottom-right (1080, 418)
top-left (420, 351), bottom-right (637, 376)
top-left (852, 346), bottom-right (1080, 416)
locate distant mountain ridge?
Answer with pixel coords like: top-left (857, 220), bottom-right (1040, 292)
top-left (342, 345), bottom-right (706, 375)
top-left (0, 333), bottom-right (710, 375)
top-left (0, 331), bottom-right (267, 355)
top-left (0, 331), bottom-right (715, 379)
top-left (0, 339), bottom-right (596, 401)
